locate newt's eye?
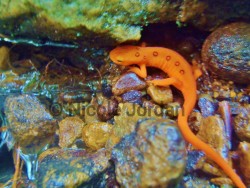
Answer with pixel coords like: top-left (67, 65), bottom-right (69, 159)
top-left (135, 52), bottom-right (140, 57)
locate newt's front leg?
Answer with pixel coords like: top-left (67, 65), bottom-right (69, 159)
top-left (128, 64), bottom-right (147, 78)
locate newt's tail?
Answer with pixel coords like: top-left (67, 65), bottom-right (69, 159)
top-left (177, 113), bottom-right (246, 188)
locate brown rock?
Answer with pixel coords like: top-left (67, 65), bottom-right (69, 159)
top-left (201, 22), bottom-right (250, 84)
top-left (106, 103), bottom-right (164, 149)
top-left (37, 148), bottom-right (112, 187)
top-left (112, 72), bottom-right (146, 95)
top-left (59, 116), bottom-right (85, 148)
top-left (188, 111), bottom-right (202, 134)
top-left (147, 85), bottom-right (173, 105)
top-left (97, 98), bottom-right (118, 121)
top-left (84, 98), bottom-right (101, 124)
top-left (234, 104), bottom-right (250, 142)
top-left (238, 142), bottom-right (250, 185)
top-left (196, 116), bottom-right (230, 177)
top-left (82, 122), bottom-right (113, 150)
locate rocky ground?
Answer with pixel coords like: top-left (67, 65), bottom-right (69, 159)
top-left (0, 1), bottom-right (250, 188)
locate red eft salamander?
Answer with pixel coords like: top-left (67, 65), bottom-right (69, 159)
top-left (110, 45), bottom-right (246, 188)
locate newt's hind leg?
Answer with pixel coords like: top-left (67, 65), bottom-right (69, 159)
top-left (147, 77), bottom-right (182, 88)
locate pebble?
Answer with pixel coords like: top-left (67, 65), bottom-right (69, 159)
top-left (233, 104), bottom-right (250, 142)
top-left (112, 72), bottom-right (146, 95)
top-left (58, 116), bottom-right (85, 148)
top-left (147, 85), bottom-right (173, 105)
top-left (82, 122), bottom-right (113, 150)
top-left (121, 90), bottom-right (143, 104)
top-left (97, 98), bottom-right (118, 121)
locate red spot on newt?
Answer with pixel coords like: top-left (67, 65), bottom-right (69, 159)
top-left (179, 70), bottom-right (185, 74)
top-left (153, 51), bottom-right (158, 56)
top-left (166, 56), bottom-right (171, 61)
top-left (135, 52), bottom-right (140, 57)
top-left (110, 45), bottom-right (246, 188)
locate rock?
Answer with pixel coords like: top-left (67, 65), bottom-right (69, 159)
top-left (97, 98), bottom-right (118, 121)
top-left (111, 118), bottom-right (186, 187)
top-left (121, 90), bottom-right (143, 105)
top-left (82, 122), bottom-right (113, 150)
top-left (198, 94), bottom-right (218, 117)
top-left (188, 111), bottom-right (202, 134)
top-left (196, 116), bottom-right (230, 176)
top-left (147, 85), bottom-right (173, 105)
top-left (166, 102), bottom-right (181, 117)
top-left (37, 148), bottom-right (114, 187)
top-left (234, 104), bottom-right (250, 142)
top-left (238, 142), bottom-right (250, 186)
top-left (107, 103), bottom-right (163, 148)
top-left (201, 22), bottom-right (250, 84)
top-left (58, 116), bottom-right (85, 148)
top-left (0, 1), bottom-right (249, 45)
top-left (84, 98), bottom-right (101, 124)
top-left (112, 72), bottom-right (146, 96)
top-left (4, 94), bottom-right (57, 153)
top-left (59, 90), bottom-right (92, 103)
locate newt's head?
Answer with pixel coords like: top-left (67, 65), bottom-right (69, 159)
top-left (110, 45), bottom-right (144, 66)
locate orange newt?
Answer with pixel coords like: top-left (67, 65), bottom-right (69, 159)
top-left (110, 45), bottom-right (246, 188)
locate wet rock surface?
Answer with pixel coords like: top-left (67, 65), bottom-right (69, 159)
top-left (111, 118), bottom-right (186, 188)
top-left (202, 22), bottom-right (250, 84)
top-left (4, 94), bottom-right (57, 153)
top-left (37, 148), bottom-right (113, 187)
